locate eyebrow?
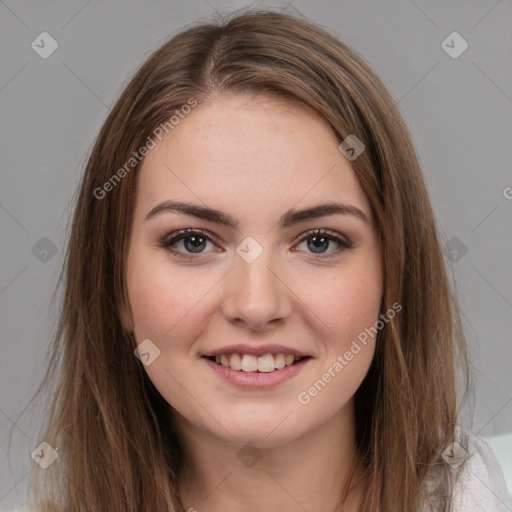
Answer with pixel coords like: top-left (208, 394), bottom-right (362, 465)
top-left (144, 200), bottom-right (369, 229)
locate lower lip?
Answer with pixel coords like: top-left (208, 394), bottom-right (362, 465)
top-left (202, 357), bottom-right (311, 388)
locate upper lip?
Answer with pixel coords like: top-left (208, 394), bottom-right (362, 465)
top-left (201, 343), bottom-right (311, 358)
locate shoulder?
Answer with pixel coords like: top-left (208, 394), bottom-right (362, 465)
top-left (450, 426), bottom-right (511, 512)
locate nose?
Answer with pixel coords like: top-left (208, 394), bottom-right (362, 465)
top-left (221, 247), bottom-right (293, 332)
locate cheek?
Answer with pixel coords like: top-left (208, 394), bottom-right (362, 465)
top-left (295, 272), bottom-right (381, 416)
top-left (128, 243), bottom-right (382, 350)
top-left (127, 255), bottom-right (211, 339)
top-left (307, 266), bottom-right (382, 344)
top-left (337, 281), bottom-right (380, 338)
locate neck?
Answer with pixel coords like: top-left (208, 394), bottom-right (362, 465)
top-left (172, 398), bottom-right (365, 512)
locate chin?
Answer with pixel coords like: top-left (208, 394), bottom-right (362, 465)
top-left (214, 415), bottom-right (306, 449)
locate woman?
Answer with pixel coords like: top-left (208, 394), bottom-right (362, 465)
top-left (19, 8), bottom-right (509, 512)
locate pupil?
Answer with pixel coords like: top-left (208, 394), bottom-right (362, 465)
top-left (184, 236), bottom-right (206, 253)
top-left (308, 236), bottom-right (328, 253)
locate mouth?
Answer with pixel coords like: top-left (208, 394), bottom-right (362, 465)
top-left (202, 353), bottom-right (312, 373)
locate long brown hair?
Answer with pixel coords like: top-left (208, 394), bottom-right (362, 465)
top-left (14, 8), bottom-right (469, 511)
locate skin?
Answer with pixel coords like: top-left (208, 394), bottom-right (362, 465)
top-left (122, 94), bottom-right (383, 512)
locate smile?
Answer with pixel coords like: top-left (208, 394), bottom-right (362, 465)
top-left (206, 352), bottom-right (307, 372)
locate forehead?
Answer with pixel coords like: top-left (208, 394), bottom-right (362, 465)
top-left (135, 94), bottom-right (370, 222)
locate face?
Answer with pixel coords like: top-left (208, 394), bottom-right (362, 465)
top-left (123, 94), bottom-right (383, 448)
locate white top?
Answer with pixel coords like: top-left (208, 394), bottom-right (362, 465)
top-left (10, 428), bottom-right (511, 511)
top-left (420, 426), bottom-right (512, 511)
top-left (447, 428), bottom-right (511, 512)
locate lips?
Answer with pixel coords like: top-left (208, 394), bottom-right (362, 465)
top-left (203, 355), bottom-right (311, 388)
top-left (201, 343), bottom-right (311, 374)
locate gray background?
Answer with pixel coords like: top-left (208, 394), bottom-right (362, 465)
top-left (1, 0), bottom-right (511, 509)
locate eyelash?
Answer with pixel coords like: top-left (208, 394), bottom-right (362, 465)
top-left (157, 228), bottom-right (353, 261)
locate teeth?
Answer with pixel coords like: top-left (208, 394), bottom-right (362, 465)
top-left (257, 353), bottom-right (275, 373)
top-left (211, 352), bottom-right (304, 372)
top-left (241, 354), bottom-right (259, 372)
top-left (274, 353), bottom-right (286, 369)
top-left (230, 353), bottom-right (242, 371)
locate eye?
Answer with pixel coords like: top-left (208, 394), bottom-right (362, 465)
top-left (294, 229), bottom-right (353, 258)
top-left (158, 229), bottom-right (219, 260)
top-left (158, 228), bottom-right (353, 260)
